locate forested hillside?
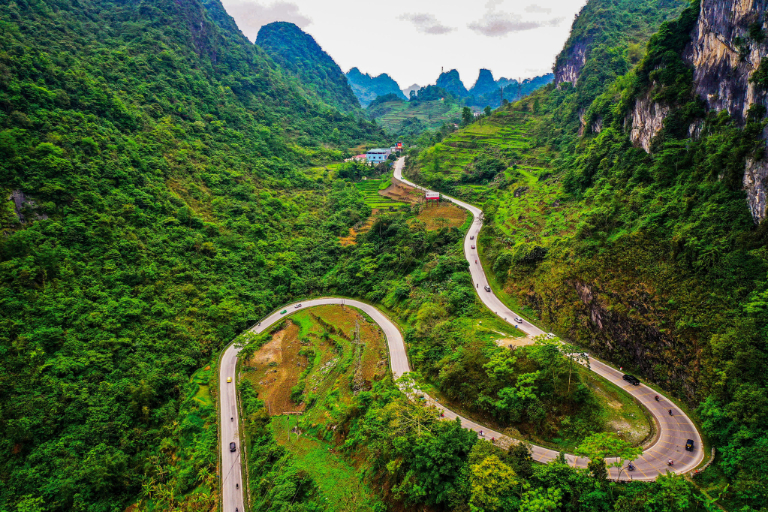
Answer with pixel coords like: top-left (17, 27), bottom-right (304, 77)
top-left (256, 22), bottom-right (361, 112)
top-left (554, 0), bottom-right (687, 84)
top-left (0, 0), bottom-right (383, 509)
top-left (406, 0), bottom-right (768, 509)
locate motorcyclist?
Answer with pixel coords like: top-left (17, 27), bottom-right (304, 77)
top-left (236, 483), bottom-right (239, 489)
top-left (654, 395), bottom-right (659, 401)
top-left (669, 409), bottom-right (673, 416)
top-left (668, 459), bottom-right (673, 466)
top-left (627, 462), bottom-right (635, 471)
top-left (231, 417), bottom-right (233, 421)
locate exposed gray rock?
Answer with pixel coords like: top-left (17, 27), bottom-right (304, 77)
top-left (682, 0), bottom-right (768, 125)
top-left (682, 0), bottom-right (768, 222)
top-left (629, 90), bottom-right (670, 152)
top-left (9, 190), bottom-right (48, 223)
top-left (744, 157), bottom-right (768, 223)
top-left (555, 40), bottom-right (588, 85)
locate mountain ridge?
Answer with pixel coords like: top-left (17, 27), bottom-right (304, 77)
top-left (256, 21), bottom-right (361, 112)
top-left (345, 67), bottom-right (407, 107)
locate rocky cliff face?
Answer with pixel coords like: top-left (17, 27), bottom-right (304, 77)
top-left (629, 89), bottom-right (671, 152)
top-left (684, 0), bottom-right (768, 222)
top-left (683, 0), bottom-right (768, 124)
top-left (628, 0), bottom-right (768, 222)
top-left (554, 40), bottom-right (588, 85)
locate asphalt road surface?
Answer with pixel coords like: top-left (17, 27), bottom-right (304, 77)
top-left (218, 159), bottom-right (704, 509)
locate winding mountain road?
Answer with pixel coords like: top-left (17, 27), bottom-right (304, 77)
top-left (218, 158), bottom-right (703, 510)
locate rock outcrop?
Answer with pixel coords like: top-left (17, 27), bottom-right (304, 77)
top-left (629, 89), bottom-right (670, 152)
top-left (683, 0), bottom-right (767, 124)
top-left (555, 40), bottom-right (588, 85)
top-left (9, 190), bottom-right (47, 223)
top-left (682, 0), bottom-right (768, 222)
top-left (745, 156), bottom-right (768, 222)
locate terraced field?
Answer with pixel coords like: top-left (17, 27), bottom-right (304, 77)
top-left (355, 178), bottom-right (405, 209)
top-left (368, 99), bottom-right (462, 134)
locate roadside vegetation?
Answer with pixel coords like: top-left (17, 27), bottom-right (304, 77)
top-left (405, 2), bottom-right (768, 509)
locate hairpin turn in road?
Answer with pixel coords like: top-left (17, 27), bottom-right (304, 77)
top-left (218, 158), bottom-right (703, 510)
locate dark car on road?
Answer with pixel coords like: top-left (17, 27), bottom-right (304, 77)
top-left (685, 439), bottom-right (694, 451)
top-left (229, 442), bottom-right (236, 452)
top-left (622, 374), bottom-right (640, 386)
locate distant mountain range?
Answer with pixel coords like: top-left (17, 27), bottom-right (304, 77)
top-left (345, 68), bottom-right (407, 107)
top-left (402, 83), bottom-right (421, 98)
top-left (346, 67), bottom-right (553, 109)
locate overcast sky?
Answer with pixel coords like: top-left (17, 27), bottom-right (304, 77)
top-left (221, 0), bottom-right (588, 89)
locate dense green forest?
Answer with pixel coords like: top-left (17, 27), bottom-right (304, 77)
top-left (406, 0), bottom-right (768, 510)
top-left (256, 22), bottom-right (362, 113)
top-left (3, 0), bottom-right (767, 510)
top-left (0, 0), bottom-right (383, 509)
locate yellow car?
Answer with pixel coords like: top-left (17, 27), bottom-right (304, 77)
top-left (227, 377), bottom-right (232, 383)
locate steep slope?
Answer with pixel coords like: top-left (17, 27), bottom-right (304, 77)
top-left (435, 69), bottom-right (469, 98)
top-left (408, 1), bottom-right (768, 508)
top-left (554, 0), bottom-right (688, 84)
top-left (345, 67), bottom-right (407, 107)
top-left (0, 0), bottom-right (382, 510)
top-left (683, 0), bottom-right (768, 222)
top-left (256, 22), bottom-right (361, 112)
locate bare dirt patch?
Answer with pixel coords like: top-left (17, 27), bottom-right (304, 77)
top-left (380, 178), bottom-right (421, 204)
top-left (339, 213), bottom-right (378, 246)
top-left (415, 203), bottom-right (469, 230)
top-left (494, 335), bottom-right (536, 348)
top-left (246, 321), bottom-right (305, 414)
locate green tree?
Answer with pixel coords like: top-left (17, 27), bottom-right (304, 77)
top-left (576, 432), bottom-right (643, 480)
top-left (519, 487), bottom-right (562, 512)
top-left (462, 107), bottom-right (474, 127)
top-left (469, 455), bottom-right (518, 512)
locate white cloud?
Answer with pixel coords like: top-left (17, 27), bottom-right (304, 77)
top-left (221, 1), bottom-right (312, 41)
top-left (221, 0), bottom-right (589, 86)
top-left (468, 11), bottom-right (563, 37)
top-left (399, 13), bottom-right (456, 35)
top-left (525, 4), bottom-right (553, 14)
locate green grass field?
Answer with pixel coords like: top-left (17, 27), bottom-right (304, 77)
top-left (271, 416), bottom-right (381, 512)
